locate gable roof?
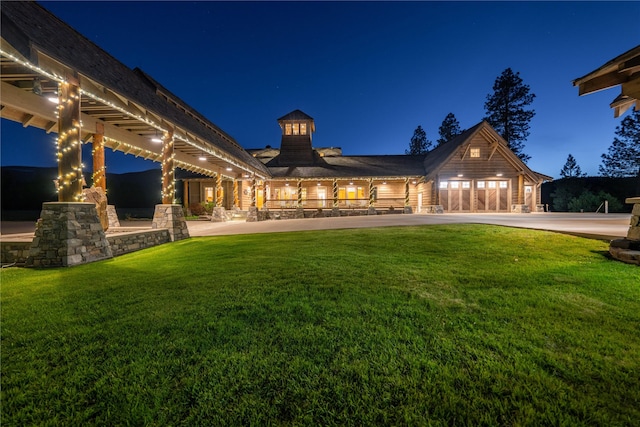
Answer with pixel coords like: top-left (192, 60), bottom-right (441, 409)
top-left (423, 121), bottom-right (552, 182)
top-left (278, 110), bottom-right (314, 122)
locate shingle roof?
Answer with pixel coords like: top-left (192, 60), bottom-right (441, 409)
top-left (277, 110), bottom-right (314, 122)
top-left (268, 155), bottom-right (426, 178)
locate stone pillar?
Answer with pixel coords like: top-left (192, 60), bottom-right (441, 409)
top-left (608, 197), bottom-right (640, 265)
top-left (106, 205), bottom-right (120, 228)
top-left (56, 74), bottom-right (83, 202)
top-left (161, 129), bottom-right (175, 204)
top-left (152, 204), bottom-right (190, 241)
top-left (26, 202), bottom-right (113, 267)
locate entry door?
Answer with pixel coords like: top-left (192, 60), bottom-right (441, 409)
top-left (525, 186), bottom-right (533, 210)
top-left (317, 187), bottom-right (327, 208)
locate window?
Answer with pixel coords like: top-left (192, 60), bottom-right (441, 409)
top-left (439, 181), bottom-right (448, 189)
top-left (293, 123), bottom-right (300, 135)
top-left (499, 181), bottom-right (508, 189)
top-left (205, 187), bottom-right (214, 202)
top-left (462, 181), bottom-right (471, 189)
top-left (477, 181), bottom-right (485, 189)
top-left (450, 181), bottom-right (459, 189)
top-left (470, 148), bottom-right (480, 158)
top-left (285, 123), bottom-right (292, 135)
top-left (488, 181), bottom-right (497, 189)
top-left (300, 123), bottom-right (307, 135)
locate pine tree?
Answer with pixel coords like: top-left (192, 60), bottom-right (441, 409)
top-left (559, 154), bottom-right (585, 178)
top-left (405, 125), bottom-right (431, 155)
top-left (484, 68), bottom-right (536, 163)
top-left (437, 113), bottom-right (464, 146)
top-left (599, 109), bottom-right (640, 178)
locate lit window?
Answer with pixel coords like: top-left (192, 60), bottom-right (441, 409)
top-left (285, 123), bottom-right (292, 135)
top-left (462, 181), bottom-right (470, 189)
top-left (300, 123), bottom-right (307, 135)
top-left (488, 181), bottom-right (497, 188)
top-left (357, 187), bottom-right (365, 199)
top-left (470, 148), bottom-right (480, 158)
top-left (293, 123), bottom-right (300, 135)
top-left (477, 181), bottom-right (485, 189)
top-left (499, 181), bottom-right (508, 188)
top-left (205, 187), bottom-right (214, 202)
top-left (439, 181), bottom-right (448, 189)
top-left (450, 181), bottom-right (459, 189)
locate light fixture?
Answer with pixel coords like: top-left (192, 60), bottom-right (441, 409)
top-left (382, 181), bottom-right (387, 185)
top-left (457, 174), bottom-right (463, 177)
top-left (496, 173), bottom-right (503, 177)
top-left (199, 156), bottom-right (206, 161)
top-left (349, 181), bottom-right (353, 185)
top-left (47, 96), bottom-right (59, 104)
top-left (226, 167), bottom-right (232, 171)
top-left (285, 182), bottom-right (289, 186)
top-left (317, 182), bottom-right (321, 186)
top-left (412, 180), bottom-right (417, 184)
top-left (151, 130), bottom-right (162, 143)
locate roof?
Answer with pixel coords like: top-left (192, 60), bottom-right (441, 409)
top-left (278, 109), bottom-right (314, 122)
top-left (268, 155), bottom-right (426, 179)
top-left (573, 44), bottom-right (640, 117)
top-left (0, 1), bottom-right (269, 177)
top-left (422, 121), bottom-right (551, 183)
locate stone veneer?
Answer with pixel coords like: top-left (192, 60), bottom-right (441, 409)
top-left (26, 202), bottom-right (113, 267)
top-left (107, 205), bottom-right (120, 228)
top-left (151, 204), bottom-right (190, 241)
top-left (609, 197), bottom-right (640, 265)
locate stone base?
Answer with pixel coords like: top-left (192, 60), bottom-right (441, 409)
top-left (107, 205), bottom-right (120, 228)
top-left (295, 207), bottom-right (304, 219)
top-left (368, 206), bottom-right (377, 215)
top-left (211, 207), bottom-right (226, 222)
top-left (247, 206), bottom-right (258, 222)
top-left (609, 238), bottom-right (640, 265)
top-left (331, 207), bottom-right (340, 217)
top-left (152, 204), bottom-right (190, 241)
top-left (26, 202), bottom-right (113, 267)
top-left (535, 204), bottom-right (546, 213)
top-left (423, 205), bottom-right (444, 214)
top-left (403, 206), bottom-right (413, 214)
top-left (511, 204), bottom-right (531, 213)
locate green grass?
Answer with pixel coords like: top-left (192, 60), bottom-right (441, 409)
top-left (2, 224), bottom-right (639, 426)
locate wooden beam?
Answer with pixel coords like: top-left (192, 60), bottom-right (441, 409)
top-left (45, 121), bottom-right (57, 133)
top-left (461, 144), bottom-right (470, 160)
top-left (488, 144), bottom-right (499, 161)
top-left (622, 75), bottom-right (640, 99)
top-left (21, 113), bottom-right (35, 127)
top-left (578, 72), bottom-right (628, 95)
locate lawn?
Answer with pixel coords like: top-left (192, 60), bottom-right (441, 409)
top-left (1, 224), bottom-right (639, 426)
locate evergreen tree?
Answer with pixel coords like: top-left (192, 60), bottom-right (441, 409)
top-left (484, 68), bottom-right (536, 163)
top-left (599, 109), bottom-right (640, 178)
top-left (437, 113), bottom-right (464, 146)
top-left (405, 125), bottom-right (431, 155)
top-left (560, 154), bottom-right (585, 178)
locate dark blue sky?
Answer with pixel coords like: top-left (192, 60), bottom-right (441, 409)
top-left (2, 1), bottom-right (639, 176)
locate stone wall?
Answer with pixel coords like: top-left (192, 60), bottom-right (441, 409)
top-left (152, 204), bottom-right (189, 241)
top-left (1, 242), bottom-right (31, 265)
top-left (609, 197), bottom-right (640, 265)
top-left (107, 229), bottom-right (171, 257)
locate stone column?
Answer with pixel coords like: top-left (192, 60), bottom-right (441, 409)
top-left (609, 197), bottom-right (640, 265)
top-left (152, 204), bottom-right (190, 241)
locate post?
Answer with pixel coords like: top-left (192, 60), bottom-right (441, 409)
top-left (297, 179), bottom-right (303, 207)
top-left (183, 180), bottom-right (190, 213)
top-left (92, 123), bottom-right (106, 191)
top-left (251, 177), bottom-right (257, 207)
top-left (332, 179), bottom-right (338, 207)
top-left (404, 178), bottom-right (410, 207)
top-left (56, 73), bottom-right (83, 202)
top-left (215, 173), bottom-right (223, 207)
top-left (161, 129), bottom-right (175, 204)
top-left (605, 200), bottom-right (609, 214)
top-left (233, 179), bottom-right (239, 208)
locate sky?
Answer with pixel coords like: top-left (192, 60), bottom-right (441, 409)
top-left (1, 1), bottom-right (639, 177)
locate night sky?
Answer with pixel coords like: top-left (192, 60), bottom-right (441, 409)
top-left (1, 1), bottom-right (639, 176)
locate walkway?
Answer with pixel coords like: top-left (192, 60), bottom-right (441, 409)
top-left (2, 212), bottom-right (630, 242)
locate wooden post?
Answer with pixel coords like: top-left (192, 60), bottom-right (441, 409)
top-left (369, 178), bottom-right (375, 207)
top-left (92, 123), bottom-right (106, 191)
top-left (297, 179), bottom-right (303, 207)
top-left (405, 178), bottom-right (410, 207)
top-left (56, 73), bottom-right (83, 202)
top-left (518, 175), bottom-right (524, 205)
top-left (215, 173), bottom-right (223, 207)
top-left (161, 129), bottom-right (175, 204)
top-left (251, 177), bottom-right (257, 207)
top-left (183, 180), bottom-right (189, 211)
top-left (333, 179), bottom-right (338, 207)
top-left (233, 179), bottom-right (239, 208)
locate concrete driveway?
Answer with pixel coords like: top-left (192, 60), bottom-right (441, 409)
top-left (0, 212), bottom-right (630, 241)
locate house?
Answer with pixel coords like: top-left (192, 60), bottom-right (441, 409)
top-left (185, 109), bottom-right (551, 217)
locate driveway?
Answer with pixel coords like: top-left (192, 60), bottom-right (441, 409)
top-left (0, 212), bottom-right (630, 241)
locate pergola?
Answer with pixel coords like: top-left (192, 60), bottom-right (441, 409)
top-left (0, 2), bottom-right (269, 266)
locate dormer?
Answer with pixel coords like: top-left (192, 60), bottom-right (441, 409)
top-left (275, 109), bottom-right (317, 166)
